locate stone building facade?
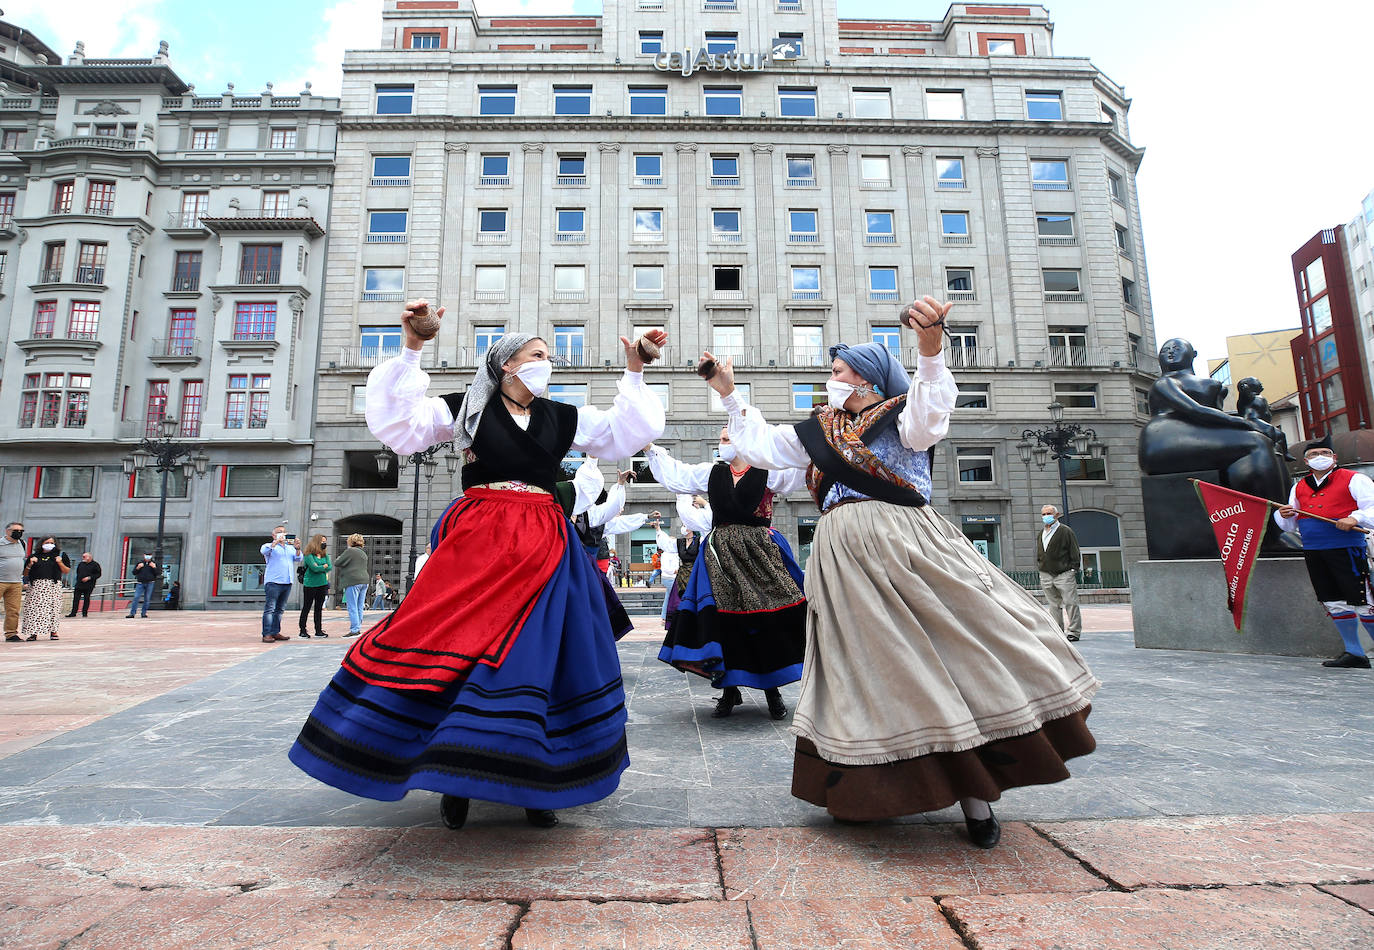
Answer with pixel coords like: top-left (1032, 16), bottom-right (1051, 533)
top-left (0, 32), bottom-right (339, 607)
top-left (311, 0), bottom-right (1158, 583)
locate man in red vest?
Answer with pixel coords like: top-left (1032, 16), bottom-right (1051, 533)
top-left (1274, 436), bottom-right (1374, 668)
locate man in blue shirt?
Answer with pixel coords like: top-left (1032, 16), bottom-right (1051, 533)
top-left (260, 525), bottom-right (301, 642)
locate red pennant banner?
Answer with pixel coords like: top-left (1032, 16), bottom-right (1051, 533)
top-left (1192, 480), bottom-right (1272, 630)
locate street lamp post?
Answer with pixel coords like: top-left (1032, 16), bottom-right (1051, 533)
top-left (374, 442), bottom-right (460, 596)
top-left (1014, 402), bottom-right (1106, 517)
top-left (121, 416), bottom-right (210, 600)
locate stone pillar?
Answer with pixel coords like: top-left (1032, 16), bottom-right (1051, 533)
top-left (674, 143), bottom-right (699, 357)
top-left (597, 142), bottom-right (621, 353)
top-left (750, 144), bottom-right (777, 352)
top-left (901, 145), bottom-right (931, 301)
top-left (975, 145), bottom-right (1012, 365)
top-left (440, 143), bottom-right (468, 359)
top-left (518, 143), bottom-right (545, 332)
top-left (826, 144), bottom-right (855, 339)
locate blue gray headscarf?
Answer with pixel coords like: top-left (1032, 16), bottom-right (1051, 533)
top-left (454, 332), bottom-right (535, 451)
top-left (829, 342), bottom-right (910, 399)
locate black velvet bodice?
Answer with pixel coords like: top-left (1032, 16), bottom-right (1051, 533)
top-left (706, 463), bottom-right (771, 527)
top-left (442, 392), bottom-right (578, 495)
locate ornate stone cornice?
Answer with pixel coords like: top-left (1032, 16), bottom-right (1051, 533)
top-left (521, 143), bottom-right (544, 152)
top-left (443, 143), bottom-right (467, 152)
top-left (598, 142), bottom-right (621, 152)
top-left (827, 144), bottom-right (850, 154)
top-left (751, 143), bottom-right (774, 153)
top-left (675, 143), bottom-right (698, 152)
top-left (976, 146), bottom-right (999, 158)
top-left (901, 145), bottom-right (925, 156)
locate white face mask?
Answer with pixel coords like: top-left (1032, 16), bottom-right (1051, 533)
top-left (826, 380), bottom-right (864, 410)
top-left (513, 359), bottom-right (553, 396)
top-left (42, 543), bottom-right (55, 552)
top-left (1308, 455), bottom-right (1336, 472)
top-left (717, 443), bottom-right (738, 463)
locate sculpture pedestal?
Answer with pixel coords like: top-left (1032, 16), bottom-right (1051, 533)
top-left (1131, 558), bottom-right (1338, 658)
top-left (1141, 470), bottom-right (1222, 560)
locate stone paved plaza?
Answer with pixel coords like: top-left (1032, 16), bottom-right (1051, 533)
top-left (1, 607), bottom-right (1372, 948)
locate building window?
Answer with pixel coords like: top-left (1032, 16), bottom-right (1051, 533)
top-left (634, 264), bottom-right (665, 297)
top-left (629, 85), bottom-right (667, 115)
top-left (633, 208), bottom-right (664, 241)
top-left (712, 265), bottom-right (743, 296)
top-left (477, 208), bottom-right (508, 240)
top-left (948, 328), bottom-right (980, 367)
top-left (0, 191), bottom-right (14, 228)
top-left (634, 153), bottom-right (662, 185)
top-left (65, 375), bottom-right (92, 428)
top-left (36, 467), bottom-right (96, 498)
top-left (1310, 296), bottom-right (1332, 334)
top-left (935, 156), bottom-right (965, 188)
top-left (1026, 91), bottom-right (1063, 120)
top-left (791, 265), bottom-right (821, 300)
top-left (366, 210), bottom-right (408, 242)
top-left (86, 180), bottom-right (116, 215)
top-left (474, 265), bottom-right (507, 300)
top-left (638, 31), bottom-right (664, 56)
top-left (39, 242), bottom-right (64, 283)
top-left (778, 87), bottom-right (818, 118)
top-left (269, 128), bottom-right (297, 149)
top-left (1, 129), bottom-right (21, 149)
top-left (34, 373), bottom-right (63, 427)
top-left (479, 153), bottom-right (510, 185)
top-left (705, 32), bottom-right (738, 54)
top-left (557, 153), bottom-right (586, 185)
top-left (986, 38), bottom-right (1016, 54)
top-left (363, 267), bottom-right (405, 300)
top-left (180, 379), bottom-right (204, 436)
top-left (145, 380), bottom-right (170, 436)
top-left (957, 447), bottom-right (995, 483)
top-left (553, 324), bottom-right (585, 363)
top-left (788, 208), bottom-right (818, 242)
top-left (345, 450), bottom-right (400, 489)
top-left (224, 375), bottom-right (270, 429)
top-left (946, 267), bottom-right (974, 295)
top-left (360, 325), bottom-right (402, 361)
top-left (1063, 457), bottom-right (1108, 481)
top-left (18, 374), bottom-right (38, 427)
top-left (940, 211), bottom-right (970, 241)
top-left (1136, 388), bottom-right (1150, 416)
top-left (553, 85), bottom-right (591, 116)
top-left (712, 209), bottom-right (742, 242)
top-left (190, 128), bottom-right (218, 150)
top-left (1115, 224), bottom-right (1131, 257)
top-left (1053, 381), bottom-right (1098, 409)
top-left (712, 325), bottom-right (745, 359)
top-left (1108, 170), bottom-right (1125, 203)
top-left (865, 210), bottom-right (895, 243)
top-left (131, 466), bottom-right (189, 498)
top-left (168, 309), bottom-right (196, 355)
top-left (868, 266), bottom-right (899, 301)
top-left (1048, 326), bottom-right (1088, 365)
top-left (232, 302), bottom-right (276, 341)
top-left (1037, 214), bottom-right (1076, 243)
top-left (553, 266), bottom-right (587, 302)
top-left (792, 382), bottom-right (826, 411)
top-left (240, 243), bottom-right (282, 283)
top-left (478, 85), bottom-right (517, 115)
top-left (777, 32), bottom-right (805, 58)
top-left (32, 301), bottom-right (56, 338)
top-left (926, 89), bottom-right (965, 120)
top-left (1043, 269), bottom-right (1083, 296)
top-left (67, 301), bottom-right (100, 339)
top-left (216, 537), bottom-right (267, 593)
top-left (710, 153), bottom-right (740, 186)
top-left (872, 325), bottom-right (901, 356)
top-left (52, 180), bottom-right (74, 214)
top-left (372, 155), bottom-right (412, 184)
top-left (261, 190), bottom-right (290, 216)
top-left (710, 382), bottom-right (750, 414)
top-left (409, 31), bottom-right (442, 49)
top-left (376, 84), bottom-right (414, 114)
top-left (221, 464), bottom-right (280, 496)
top-left (172, 250), bottom-right (202, 291)
top-left (555, 208), bottom-right (585, 242)
top-left (23, 373), bottom-right (93, 429)
top-left (792, 325), bottom-right (825, 366)
top-left (474, 325), bottom-right (504, 357)
top-left (548, 384), bottom-right (589, 408)
top-left (860, 155), bottom-right (891, 187)
top-left (785, 154), bottom-right (816, 187)
top-left (704, 85), bottom-right (743, 117)
top-left (178, 190), bottom-right (208, 227)
top-left (852, 88), bottom-right (891, 119)
top-left (956, 382), bottom-right (990, 410)
top-left (1031, 159), bottom-right (1070, 190)
top-left (1122, 277), bottom-right (1139, 310)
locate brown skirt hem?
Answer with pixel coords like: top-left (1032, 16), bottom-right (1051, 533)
top-left (791, 706), bottom-right (1096, 821)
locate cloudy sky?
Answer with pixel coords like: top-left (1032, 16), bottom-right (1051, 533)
top-left (15, 0), bottom-right (1372, 365)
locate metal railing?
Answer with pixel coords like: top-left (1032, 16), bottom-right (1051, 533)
top-left (556, 175), bottom-right (586, 186)
top-left (478, 176), bottom-right (511, 187)
top-left (1032, 180), bottom-right (1071, 192)
top-left (859, 178), bottom-right (892, 189)
top-left (238, 268), bottom-right (280, 284)
top-left (941, 234), bottom-right (974, 245)
top-left (38, 268), bottom-right (62, 283)
top-left (74, 265), bottom-right (105, 284)
top-left (171, 275), bottom-right (200, 291)
top-left (231, 329), bottom-right (277, 342)
top-left (787, 232), bottom-right (819, 243)
top-left (1038, 235), bottom-right (1079, 246)
top-left (1044, 291), bottom-right (1086, 303)
top-left (365, 233), bottom-right (407, 243)
top-left (152, 337), bottom-right (201, 358)
top-left (167, 211), bottom-right (207, 228)
top-left (945, 346), bottom-right (996, 369)
top-left (712, 232), bottom-right (744, 243)
top-left (783, 346), bottom-right (829, 367)
top-left (554, 232), bottom-right (586, 244)
top-left (50, 135), bottom-right (137, 150)
top-left (936, 179), bottom-right (966, 190)
top-left (370, 177), bottom-right (411, 187)
top-left (635, 176), bottom-right (663, 186)
top-left (85, 205), bottom-right (116, 216)
top-left (709, 176), bottom-right (740, 187)
top-left (785, 177), bottom-right (816, 188)
top-left (865, 233), bottom-right (897, 244)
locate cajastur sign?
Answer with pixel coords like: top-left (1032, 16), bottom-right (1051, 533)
top-left (653, 38), bottom-right (801, 77)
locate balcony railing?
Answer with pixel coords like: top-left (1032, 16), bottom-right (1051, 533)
top-left (946, 290), bottom-right (976, 302)
top-left (478, 175), bottom-right (511, 186)
top-left (1040, 346), bottom-right (1114, 368)
top-left (152, 337), bottom-right (201, 358)
top-left (238, 268), bottom-right (280, 284)
top-left (787, 233), bottom-right (819, 243)
top-left (476, 231), bottom-right (509, 243)
top-left (553, 347), bottom-right (589, 366)
top-left (865, 233), bottom-right (896, 244)
top-left (868, 291), bottom-right (900, 302)
top-left (1044, 291), bottom-right (1086, 303)
top-left (790, 290), bottom-right (822, 301)
top-left (84, 205), bottom-right (116, 216)
top-left (361, 291), bottom-right (405, 302)
top-left (554, 232), bottom-right (586, 244)
top-left (0, 215), bottom-right (13, 230)
top-left (712, 289), bottom-right (746, 300)
top-left (713, 232), bottom-right (744, 243)
top-left (859, 178), bottom-right (892, 189)
top-left (784, 346), bottom-right (828, 367)
top-left (635, 176), bottom-right (663, 186)
top-left (1032, 180), bottom-right (1071, 192)
top-left (74, 265), bottom-right (105, 284)
top-left (709, 176), bottom-right (740, 187)
top-left (1038, 235), bottom-right (1079, 246)
top-left (170, 275), bottom-right (201, 291)
top-left (67, 329), bottom-right (100, 341)
top-left (556, 175), bottom-right (587, 186)
top-left (941, 235), bottom-right (973, 246)
top-left (370, 177), bottom-right (411, 187)
top-left (936, 179), bottom-right (966, 190)
top-left (552, 289), bottom-right (587, 302)
top-left (38, 268), bottom-right (62, 283)
top-left (30, 327), bottom-right (55, 339)
top-left (231, 330), bottom-right (277, 342)
top-left (474, 289), bottom-right (506, 301)
top-left (945, 346), bottom-right (996, 369)
top-left (50, 135), bottom-right (137, 150)
top-left (785, 177), bottom-right (816, 188)
top-left (333, 345), bottom-right (406, 368)
top-left (365, 233), bottom-right (407, 243)
top-left (167, 211), bottom-right (207, 228)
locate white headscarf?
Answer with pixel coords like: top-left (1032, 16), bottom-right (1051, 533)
top-left (454, 332), bottom-right (535, 451)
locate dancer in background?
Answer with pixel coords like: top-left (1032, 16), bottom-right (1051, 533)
top-left (705, 296), bottom-right (1099, 849)
top-left (291, 301), bottom-right (666, 830)
top-left (559, 459), bottom-right (646, 641)
top-left (646, 437), bottom-right (807, 721)
top-left (660, 496), bottom-right (712, 630)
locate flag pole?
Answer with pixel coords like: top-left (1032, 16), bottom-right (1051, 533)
top-left (1186, 478), bottom-right (1374, 535)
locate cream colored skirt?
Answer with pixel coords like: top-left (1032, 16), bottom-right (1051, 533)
top-left (791, 501), bottom-right (1101, 766)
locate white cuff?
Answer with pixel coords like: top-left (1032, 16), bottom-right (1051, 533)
top-left (400, 347), bottom-right (423, 366)
top-left (917, 351), bottom-right (947, 381)
top-left (623, 370), bottom-right (644, 384)
top-left (720, 391), bottom-right (744, 415)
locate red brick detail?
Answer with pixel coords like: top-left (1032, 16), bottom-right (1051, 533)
top-left (549, 43), bottom-right (588, 51)
top-left (839, 47), bottom-right (875, 53)
top-left (496, 44), bottom-right (536, 51)
top-left (838, 20), bottom-right (933, 32)
top-left (965, 5), bottom-right (1033, 14)
top-left (889, 48), bottom-right (929, 54)
top-left (977, 32), bottom-right (1027, 54)
top-left (488, 18), bottom-right (598, 28)
top-left (396, 1), bottom-right (461, 8)
top-left (401, 27), bottom-right (448, 50)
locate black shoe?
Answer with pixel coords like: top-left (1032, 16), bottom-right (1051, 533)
top-left (65, 613), bottom-right (77, 618)
top-left (298, 631), bottom-right (310, 639)
top-left (1067, 634), bottom-right (1080, 642)
top-left (712, 687), bottom-right (743, 718)
top-left (965, 809), bottom-right (1002, 849)
top-left (314, 631), bottom-right (329, 638)
top-left (524, 808), bottom-right (559, 828)
top-left (765, 687), bottom-right (788, 720)
top-left (439, 794), bottom-right (470, 830)
top-left (1322, 652), bottom-right (1372, 669)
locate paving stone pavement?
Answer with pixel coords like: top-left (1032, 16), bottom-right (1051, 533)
top-left (0, 607), bottom-right (1371, 948)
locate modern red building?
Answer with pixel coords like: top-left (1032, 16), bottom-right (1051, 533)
top-left (1291, 227), bottom-right (1371, 436)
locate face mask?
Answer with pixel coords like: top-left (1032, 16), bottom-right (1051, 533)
top-left (8, 529), bottom-right (19, 541)
top-left (513, 359), bottom-right (553, 396)
top-left (1308, 455), bottom-right (1336, 472)
top-left (42, 543), bottom-right (55, 552)
top-left (1043, 515), bottom-right (1056, 525)
top-left (717, 444), bottom-right (738, 463)
top-left (275, 533), bottom-right (285, 542)
top-left (145, 555), bottom-right (154, 561)
top-left (826, 380), bottom-right (861, 410)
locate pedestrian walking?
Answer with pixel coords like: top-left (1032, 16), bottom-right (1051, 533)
top-left (334, 534), bottom-right (370, 638)
top-left (413, 542), bottom-right (432, 578)
top-left (371, 573), bottom-right (387, 610)
top-left (126, 553), bottom-right (158, 619)
top-left (260, 526), bottom-right (300, 643)
top-left (290, 301), bottom-right (665, 830)
top-left (67, 553), bottom-right (102, 617)
top-left (1037, 505), bottom-right (1083, 642)
top-left (1274, 436), bottom-right (1374, 669)
top-left (22, 535), bottom-right (71, 641)
top-left (297, 534), bottom-right (332, 639)
top-left (713, 297), bottom-right (1099, 848)
top-left (647, 549), bottom-right (663, 587)
top-left (1, 521), bottom-right (26, 642)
